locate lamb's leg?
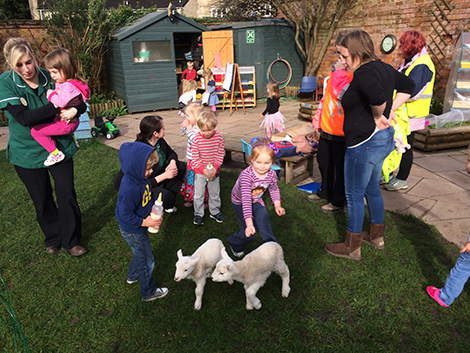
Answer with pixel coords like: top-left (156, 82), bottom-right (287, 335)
top-left (194, 277), bottom-right (207, 310)
top-left (245, 283), bottom-right (263, 310)
top-left (275, 261), bottom-right (291, 298)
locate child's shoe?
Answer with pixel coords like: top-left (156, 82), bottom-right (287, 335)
top-left (165, 207), bottom-right (177, 213)
top-left (210, 212), bottom-right (226, 223)
top-left (126, 278), bottom-right (138, 284)
top-left (183, 201), bottom-right (193, 208)
top-left (193, 215), bottom-right (204, 226)
top-left (44, 150), bottom-right (65, 166)
top-left (426, 286), bottom-right (449, 307)
top-left (142, 287), bottom-right (169, 301)
top-left (229, 244), bottom-right (244, 258)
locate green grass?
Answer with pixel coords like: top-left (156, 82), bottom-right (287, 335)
top-left (1, 139), bottom-right (469, 352)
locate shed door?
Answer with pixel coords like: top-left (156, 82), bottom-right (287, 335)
top-left (202, 31), bottom-right (234, 69)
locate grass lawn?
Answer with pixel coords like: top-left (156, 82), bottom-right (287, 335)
top-left (1, 139), bottom-right (469, 352)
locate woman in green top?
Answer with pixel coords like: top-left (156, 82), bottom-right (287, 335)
top-left (0, 38), bottom-right (87, 256)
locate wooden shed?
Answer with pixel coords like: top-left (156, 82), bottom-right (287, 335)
top-left (105, 11), bottom-right (208, 113)
top-left (208, 20), bottom-right (304, 99)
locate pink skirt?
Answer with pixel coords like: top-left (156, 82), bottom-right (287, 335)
top-left (260, 111), bottom-right (285, 132)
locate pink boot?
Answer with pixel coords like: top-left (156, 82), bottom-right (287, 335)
top-left (426, 286), bottom-right (448, 307)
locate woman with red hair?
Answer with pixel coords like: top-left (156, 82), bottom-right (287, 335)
top-left (384, 30), bottom-right (435, 191)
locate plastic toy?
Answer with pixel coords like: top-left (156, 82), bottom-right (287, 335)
top-left (90, 116), bottom-right (120, 140)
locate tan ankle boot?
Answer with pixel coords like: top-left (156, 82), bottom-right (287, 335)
top-left (324, 230), bottom-right (363, 261)
top-left (362, 223), bottom-right (385, 250)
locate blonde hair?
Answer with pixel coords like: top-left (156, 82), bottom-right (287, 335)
top-left (197, 111), bottom-right (218, 130)
top-left (43, 48), bottom-right (86, 84)
top-left (267, 82), bottom-right (280, 100)
top-left (146, 150), bottom-right (159, 169)
top-left (204, 68), bottom-right (214, 79)
top-left (187, 61), bottom-right (194, 68)
top-left (3, 37), bottom-right (39, 72)
top-left (182, 79), bottom-right (198, 93)
top-left (185, 102), bottom-right (204, 124)
top-left (251, 138), bottom-right (275, 163)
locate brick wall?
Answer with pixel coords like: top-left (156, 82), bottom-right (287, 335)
top-left (314, 0), bottom-right (470, 100)
top-left (0, 20), bottom-right (51, 72)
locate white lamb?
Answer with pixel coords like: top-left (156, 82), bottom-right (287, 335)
top-left (211, 242), bottom-right (290, 310)
top-left (174, 238), bottom-right (224, 310)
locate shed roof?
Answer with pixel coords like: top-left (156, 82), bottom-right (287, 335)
top-left (208, 19), bottom-right (292, 31)
top-left (111, 11), bottom-right (208, 41)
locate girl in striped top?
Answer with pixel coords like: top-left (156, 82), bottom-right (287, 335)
top-left (228, 138), bottom-right (286, 257)
top-left (179, 102), bottom-right (207, 207)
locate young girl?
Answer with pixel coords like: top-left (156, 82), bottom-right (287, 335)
top-left (31, 48), bottom-right (90, 166)
top-left (178, 79), bottom-right (198, 116)
top-left (204, 68), bottom-right (219, 112)
top-left (260, 82), bottom-right (285, 139)
top-left (228, 138), bottom-right (286, 257)
top-left (179, 102), bottom-right (208, 207)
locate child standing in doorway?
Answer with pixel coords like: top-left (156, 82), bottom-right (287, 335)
top-left (181, 61), bottom-right (196, 82)
top-left (260, 82), bottom-right (285, 139)
top-left (31, 48), bottom-right (90, 166)
top-left (180, 102), bottom-right (208, 208)
top-left (191, 111), bottom-right (225, 225)
top-left (204, 68), bottom-right (219, 112)
top-left (115, 142), bottom-right (169, 302)
top-left (228, 138), bottom-right (286, 257)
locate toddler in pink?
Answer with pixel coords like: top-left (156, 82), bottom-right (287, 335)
top-left (31, 48), bottom-right (90, 166)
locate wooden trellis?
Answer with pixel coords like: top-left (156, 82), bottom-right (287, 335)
top-left (427, 0), bottom-right (454, 99)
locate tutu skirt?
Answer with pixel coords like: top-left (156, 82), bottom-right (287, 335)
top-left (260, 111), bottom-right (285, 137)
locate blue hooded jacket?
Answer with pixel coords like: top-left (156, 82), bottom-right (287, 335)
top-left (115, 142), bottom-right (156, 233)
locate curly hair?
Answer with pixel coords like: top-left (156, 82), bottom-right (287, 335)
top-left (399, 31), bottom-right (426, 58)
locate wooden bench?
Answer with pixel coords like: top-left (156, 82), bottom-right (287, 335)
top-left (222, 134), bottom-right (316, 184)
top-left (278, 153), bottom-right (315, 185)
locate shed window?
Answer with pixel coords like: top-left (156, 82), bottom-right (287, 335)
top-left (133, 41), bottom-right (172, 63)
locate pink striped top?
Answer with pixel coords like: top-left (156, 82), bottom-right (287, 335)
top-left (192, 131), bottom-right (225, 174)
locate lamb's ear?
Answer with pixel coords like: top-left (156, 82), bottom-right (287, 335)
top-left (226, 264), bottom-right (232, 272)
top-left (191, 256), bottom-right (200, 265)
top-left (221, 247), bottom-right (229, 259)
top-left (177, 249), bottom-right (183, 259)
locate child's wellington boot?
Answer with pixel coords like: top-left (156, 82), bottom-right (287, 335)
top-left (362, 222), bottom-right (385, 250)
top-left (324, 230), bottom-right (363, 260)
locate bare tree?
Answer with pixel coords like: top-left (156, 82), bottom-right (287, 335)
top-left (273, 0), bottom-right (357, 76)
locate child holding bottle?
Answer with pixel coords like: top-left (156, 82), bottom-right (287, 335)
top-left (179, 102), bottom-right (207, 207)
top-left (427, 151), bottom-right (470, 307)
top-left (204, 68), bottom-right (219, 112)
top-left (191, 111), bottom-right (225, 225)
top-left (260, 82), bottom-right (285, 139)
top-left (228, 138), bottom-right (286, 257)
top-left (31, 48), bottom-right (90, 166)
top-left (115, 142), bottom-right (169, 302)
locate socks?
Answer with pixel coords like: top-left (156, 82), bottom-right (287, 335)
top-left (51, 148), bottom-right (60, 156)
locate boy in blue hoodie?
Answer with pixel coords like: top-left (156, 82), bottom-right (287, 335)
top-left (116, 142), bottom-right (169, 301)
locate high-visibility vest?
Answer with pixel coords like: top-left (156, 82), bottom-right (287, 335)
top-left (320, 69), bottom-right (353, 136)
top-left (404, 53), bottom-right (435, 120)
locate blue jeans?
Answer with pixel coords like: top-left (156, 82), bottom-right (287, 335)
top-left (120, 227), bottom-right (156, 299)
top-left (228, 202), bottom-right (278, 253)
top-left (344, 127), bottom-right (394, 233)
top-left (439, 250), bottom-right (470, 306)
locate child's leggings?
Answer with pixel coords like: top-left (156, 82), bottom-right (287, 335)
top-left (439, 250), bottom-right (470, 306)
top-left (31, 116), bottom-right (80, 153)
top-left (228, 201), bottom-right (278, 253)
top-left (266, 124), bottom-right (283, 138)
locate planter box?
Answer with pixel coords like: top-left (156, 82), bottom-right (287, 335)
top-left (414, 125), bottom-right (470, 151)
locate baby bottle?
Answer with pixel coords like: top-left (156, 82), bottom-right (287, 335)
top-left (148, 193), bottom-right (164, 233)
top-left (206, 163), bottom-right (214, 181)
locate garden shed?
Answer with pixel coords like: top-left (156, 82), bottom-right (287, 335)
top-left (105, 11), bottom-right (208, 113)
top-left (208, 20), bottom-right (304, 99)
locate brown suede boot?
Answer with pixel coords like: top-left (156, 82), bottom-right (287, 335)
top-left (362, 223), bottom-right (385, 250)
top-left (324, 230), bottom-right (363, 260)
